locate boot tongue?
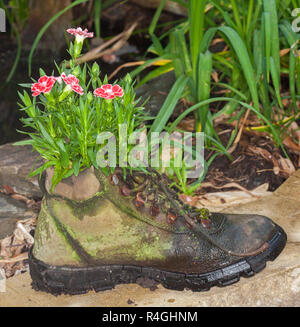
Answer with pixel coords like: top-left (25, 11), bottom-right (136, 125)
top-left (45, 167), bottom-right (101, 201)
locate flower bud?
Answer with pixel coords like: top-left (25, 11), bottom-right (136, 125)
top-left (124, 73), bottom-right (132, 85)
top-left (58, 85), bottom-right (72, 102)
top-left (72, 66), bottom-right (81, 77)
top-left (87, 91), bottom-right (93, 104)
top-left (92, 62), bottom-right (100, 76)
top-left (73, 42), bottom-right (83, 59)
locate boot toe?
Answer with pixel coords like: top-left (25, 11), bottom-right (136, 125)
top-left (212, 213), bottom-right (277, 255)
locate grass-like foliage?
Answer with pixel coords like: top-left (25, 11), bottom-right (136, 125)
top-left (133, 0), bottom-right (299, 140)
top-left (15, 29), bottom-right (146, 189)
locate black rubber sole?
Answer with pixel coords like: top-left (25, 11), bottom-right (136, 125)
top-left (29, 225), bottom-right (287, 295)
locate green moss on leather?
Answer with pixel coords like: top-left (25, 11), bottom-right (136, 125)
top-left (33, 200), bottom-right (81, 265)
top-left (48, 197), bottom-right (172, 262)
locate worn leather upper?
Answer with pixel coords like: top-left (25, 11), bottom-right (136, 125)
top-left (33, 168), bottom-right (277, 274)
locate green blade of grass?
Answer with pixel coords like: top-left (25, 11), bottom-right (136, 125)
top-left (169, 30), bottom-right (185, 78)
top-left (213, 82), bottom-right (248, 101)
top-left (188, 0), bottom-right (207, 70)
top-left (263, 0), bottom-right (280, 81)
top-left (166, 96), bottom-right (287, 157)
top-left (270, 56), bottom-right (283, 109)
top-left (94, 0), bottom-right (102, 38)
top-left (230, 0), bottom-right (243, 36)
top-left (170, 28), bottom-right (192, 78)
top-left (263, 12), bottom-right (271, 83)
top-left (136, 62), bottom-right (174, 88)
top-left (200, 27), bottom-right (218, 53)
top-left (246, 0), bottom-right (254, 36)
top-left (195, 50), bottom-right (212, 132)
top-left (279, 21), bottom-right (299, 109)
top-left (209, 0), bottom-right (237, 29)
top-left (149, 75), bottom-right (188, 134)
top-left (149, 0), bottom-right (167, 36)
top-left (5, 23), bottom-right (22, 83)
top-left (149, 34), bottom-right (165, 57)
top-left (253, 29), bottom-right (263, 79)
top-left (218, 26), bottom-right (260, 111)
top-left (130, 54), bottom-right (171, 79)
top-left (246, 0), bottom-right (263, 41)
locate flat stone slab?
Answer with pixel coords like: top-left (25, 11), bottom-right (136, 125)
top-left (0, 194), bottom-right (28, 219)
top-left (273, 169), bottom-right (300, 201)
top-left (0, 194), bottom-right (29, 239)
top-left (0, 143), bottom-right (43, 198)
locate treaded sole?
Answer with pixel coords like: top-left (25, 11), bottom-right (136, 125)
top-left (29, 225), bottom-right (287, 295)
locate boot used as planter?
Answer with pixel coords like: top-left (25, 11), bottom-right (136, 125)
top-left (29, 167), bottom-right (287, 294)
top-left (14, 26), bottom-right (287, 295)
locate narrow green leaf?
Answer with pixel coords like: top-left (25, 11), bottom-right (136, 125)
top-left (166, 97), bottom-right (286, 157)
top-left (94, 0), bottom-right (102, 38)
top-left (149, 0), bottom-right (166, 36)
top-left (270, 57), bottom-right (283, 109)
top-left (263, 0), bottom-right (280, 82)
top-left (150, 34), bottom-right (164, 57)
top-left (188, 0), bottom-right (207, 70)
top-left (149, 75), bottom-right (188, 134)
top-left (13, 139), bottom-right (34, 146)
top-left (73, 159), bottom-right (81, 176)
top-left (263, 12), bottom-right (271, 82)
top-left (37, 121), bottom-right (57, 149)
top-left (136, 63), bottom-right (174, 88)
top-left (218, 26), bottom-right (260, 111)
top-left (195, 50), bottom-right (212, 132)
top-left (230, 0), bottom-right (243, 35)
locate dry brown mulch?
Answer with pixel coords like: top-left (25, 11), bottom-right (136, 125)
top-left (203, 127), bottom-right (298, 193)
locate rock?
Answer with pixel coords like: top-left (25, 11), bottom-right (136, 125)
top-left (130, 0), bottom-right (188, 16)
top-left (136, 71), bottom-right (182, 116)
top-left (0, 143), bottom-right (43, 198)
top-left (21, 0), bottom-right (72, 52)
top-left (0, 194), bottom-right (28, 219)
top-left (273, 169), bottom-right (300, 201)
top-left (0, 194), bottom-right (29, 239)
top-left (0, 218), bottom-right (19, 240)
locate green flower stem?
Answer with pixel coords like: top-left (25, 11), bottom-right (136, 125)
top-left (48, 114), bottom-right (56, 138)
top-left (107, 99), bottom-right (113, 112)
top-left (74, 40), bottom-right (83, 59)
top-left (59, 86), bottom-right (72, 102)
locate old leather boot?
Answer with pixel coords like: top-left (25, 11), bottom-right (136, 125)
top-left (29, 168), bottom-right (287, 294)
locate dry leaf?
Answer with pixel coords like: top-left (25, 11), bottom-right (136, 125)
top-left (179, 194), bottom-right (198, 206)
top-left (283, 136), bottom-right (300, 154)
top-left (211, 71), bottom-right (219, 82)
top-left (280, 48), bottom-right (290, 57)
top-left (0, 253), bottom-right (28, 263)
top-left (3, 184), bottom-right (15, 195)
top-left (0, 216), bottom-right (36, 278)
